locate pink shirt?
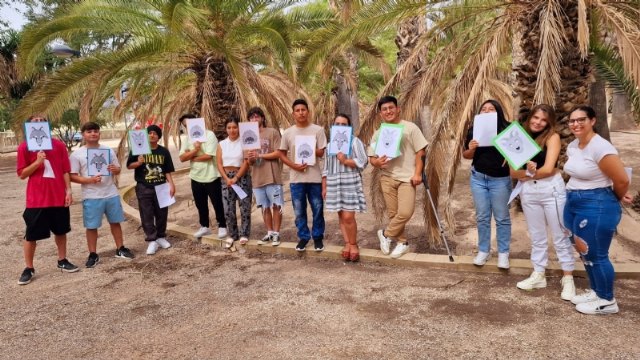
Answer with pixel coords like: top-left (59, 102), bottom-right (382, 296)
top-left (16, 139), bottom-right (71, 208)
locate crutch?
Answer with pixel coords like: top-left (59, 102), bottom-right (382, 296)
top-left (421, 156), bottom-right (454, 262)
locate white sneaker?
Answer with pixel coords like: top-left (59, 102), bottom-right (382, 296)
top-left (218, 227), bottom-right (228, 238)
top-left (156, 237), bottom-right (171, 249)
top-left (257, 234), bottom-right (270, 245)
top-left (473, 251), bottom-right (490, 266)
top-left (146, 241), bottom-right (159, 255)
top-left (193, 227), bottom-right (212, 238)
top-left (571, 289), bottom-right (597, 305)
top-left (239, 236), bottom-right (249, 245)
top-left (560, 276), bottom-right (576, 301)
top-left (575, 297), bottom-right (619, 315)
top-left (516, 271), bottom-right (547, 290)
top-left (497, 252), bottom-right (510, 269)
top-left (271, 234), bottom-right (280, 246)
top-left (390, 242), bottom-right (410, 259)
top-left (377, 229), bottom-right (391, 255)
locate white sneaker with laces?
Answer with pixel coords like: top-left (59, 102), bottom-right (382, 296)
top-left (156, 237), bottom-right (171, 249)
top-left (271, 233), bottom-right (280, 246)
top-left (218, 227), bottom-right (228, 238)
top-left (560, 275), bottom-right (576, 301)
top-left (497, 252), bottom-right (510, 269)
top-left (516, 271), bottom-right (547, 290)
top-left (390, 242), bottom-right (410, 259)
top-left (146, 241), bottom-right (159, 255)
top-left (194, 227), bottom-right (212, 238)
top-left (473, 251), bottom-right (490, 266)
top-left (571, 289), bottom-right (597, 305)
top-left (257, 234), bottom-right (271, 245)
top-left (377, 229), bottom-right (391, 255)
top-left (575, 297), bottom-right (619, 315)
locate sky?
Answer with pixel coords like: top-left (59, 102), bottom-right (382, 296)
top-left (1, 2), bottom-right (28, 30)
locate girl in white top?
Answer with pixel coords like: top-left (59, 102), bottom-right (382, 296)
top-left (563, 105), bottom-right (633, 315)
top-left (216, 117), bottom-right (252, 248)
top-left (509, 104), bottom-right (575, 300)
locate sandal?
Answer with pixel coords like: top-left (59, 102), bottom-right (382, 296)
top-left (341, 246), bottom-right (351, 261)
top-left (239, 237), bottom-right (249, 245)
top-left (224, 237), bottom-right (234, 249)
top-left (349, 245), bottom-right (360, 262)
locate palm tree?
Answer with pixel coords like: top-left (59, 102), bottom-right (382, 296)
top-left (16, 0), bottom-right (301, 142)
top-left (343, 0), bottom-right (640, 243)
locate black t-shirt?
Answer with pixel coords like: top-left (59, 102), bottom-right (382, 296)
top-left (127, 145), bottom-right (175, 187)
top-left (465, 126), bottom-right (509, 177)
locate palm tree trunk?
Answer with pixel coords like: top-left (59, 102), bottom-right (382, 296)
top-left (611, 91), bottom-right (638, 131)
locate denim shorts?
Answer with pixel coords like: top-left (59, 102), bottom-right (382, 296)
top-left (253, 184), bottom-right (284, 208)
top-left (83, 196), bottom-right (125, 229)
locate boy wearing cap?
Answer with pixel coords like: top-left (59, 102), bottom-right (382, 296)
top-left (126, 125), bottom-right (176, 255)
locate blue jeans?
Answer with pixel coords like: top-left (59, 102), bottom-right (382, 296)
top-left (564, 188), bottom-right (621, 301)
top-left (290, 183), bottom-right (325, 241)
top-left (470, 168), bottom-right (512, 253)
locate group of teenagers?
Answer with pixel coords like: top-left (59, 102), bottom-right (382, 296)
top-left (15, 96), bottom-right (634, 317)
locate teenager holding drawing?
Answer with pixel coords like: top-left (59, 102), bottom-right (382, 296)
top-left (368, 96), bottom-right (428, 259)
top-left (509, 104), bottom-right (575, 300)
top-left (322, 114), bottom-right (368, 262)
top-left (563, 105), bottom-right (633, 315)
top-left (462, 100), bottom-right (512, 269)
top-left (216, 116), bottom-right (252, 248)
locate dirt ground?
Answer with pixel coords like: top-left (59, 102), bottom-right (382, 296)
top-left (1, 131), bottom-right (639, 359)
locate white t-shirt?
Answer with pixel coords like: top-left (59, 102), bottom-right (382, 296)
top-left (70, 146), bottom-right (120, 199)
top-left (219, 137), bottom-right (244, 167)
top-left (564, 134), bottom-right (617, 190)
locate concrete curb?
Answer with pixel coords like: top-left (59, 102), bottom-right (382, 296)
top-left (120, 173), bottom-right (640, 279)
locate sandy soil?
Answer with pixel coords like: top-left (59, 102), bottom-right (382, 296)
top-left (1, 131), bottom-right (639, 359)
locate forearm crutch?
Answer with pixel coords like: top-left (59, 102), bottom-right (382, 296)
top-left (422, 156), bottom-right (454, 262)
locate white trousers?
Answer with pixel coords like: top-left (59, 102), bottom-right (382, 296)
top-left (521, 173), bottom-right (575, 272)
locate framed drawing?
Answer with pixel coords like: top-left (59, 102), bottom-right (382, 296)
top-left (472, 112), bottom-right (497, 147)
top-left (128, 130), bottom-right (151, 155)
top-left (493, 121), bottom-right (541, 169)
top-left (87, 148), bottom-right (111, 176)
top-left (239, 122), bottom-right (260, 150)
top-left (374, 123), bottom-right (403, 158)
top-left (186, 117), bottom-right (207, 143)
top-left (294, 135), bottom-right (316, 165)
top-left (24, 121), bottom-right (53, 151)
top-left (328, 125), bottom-right (353, 156)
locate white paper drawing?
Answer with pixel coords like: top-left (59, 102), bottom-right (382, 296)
top-left (472, 113), bottom-right (498, 147)
top-left (493, 122), bottom-right (541, 169)
top-left (87, 148), bottom-right (111, 176)
top-left (508, 181), bottom-right (524, 205)
top-left (187, 117), bottom-right (207, 143)
top-left (155, 182), bottom-right (176, 208)
top-left (374, 123), bottom-right (403, 158)
top-left (25, 121), bottom-right (53, 151)
top-left (231, 184), bottom-right (248, 200)
top-left (129, 130), bottom-right (151, 156)
top-left (239, 122), bottom-right (260, 150)
top-left (328, 126), bottom-right (353, 156)
top-left (294, 135), bottom-right (316, 165)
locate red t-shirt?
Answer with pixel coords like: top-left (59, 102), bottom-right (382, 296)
top-left (16, 139), bottom-right (71, 208)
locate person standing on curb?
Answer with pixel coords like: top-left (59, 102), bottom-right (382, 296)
top-left (279, 99), bottom-right (327, 252)
top-left (126, 124), bottom-right (176, 255)
top-left (368, 96), bottom-right (428, 259)
top-left (70, 121), bottom-right (135, 268)
top-left (17, 114), bottom-right (79, 285)
top-left (178, 114), bottom-right (227, 239)
top-left (245, 107), bottom-right (284, 246)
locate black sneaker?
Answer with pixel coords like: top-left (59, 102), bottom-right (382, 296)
top-left (313, 238), bottom-right (324, 252)
top-left (115, 246), bottom-right (135, 260)
top-left (18, 267), bottom-right (35, 285)
top-left (57, 258), bottom-right (80, 273)
top-left (295, 240), bottom-right (308, 252)
top-left (85, 252), bottom-right (100, 268)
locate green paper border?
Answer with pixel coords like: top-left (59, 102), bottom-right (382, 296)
top-left (375, 123), bottom-right (404, 158)
top-left (128, 129), bottom-right (152, 155)
top-left (492, 121), bottom-right (541, 169)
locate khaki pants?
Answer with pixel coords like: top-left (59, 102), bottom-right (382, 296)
top-left (380, 175), bottom-right (416, 243)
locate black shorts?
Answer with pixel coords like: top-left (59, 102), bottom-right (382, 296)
top-left (23, 207), bottom-right (71, 241)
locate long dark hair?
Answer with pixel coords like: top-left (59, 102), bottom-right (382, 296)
top-left (524, 104), bottom-right (557, 147)
top-left (569, 105), bottom-right (598, 134)
top-left (478, 99), bottom-right (510, 131)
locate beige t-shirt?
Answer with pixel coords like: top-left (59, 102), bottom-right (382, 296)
top-left (367, 120), bottom-right (428, 182)
top-left (279, 123), bottom-right (327, 183)
top-left (251, 127), bottom-right (283, 188)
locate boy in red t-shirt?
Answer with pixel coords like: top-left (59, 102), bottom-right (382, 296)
top-left (16, 115), bottom-right (79, 285)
